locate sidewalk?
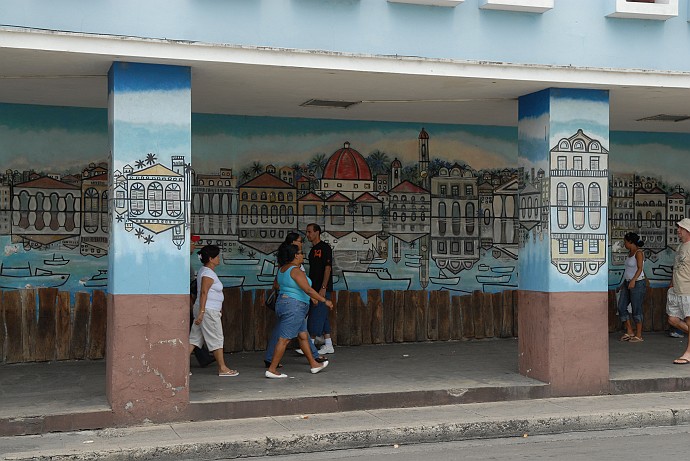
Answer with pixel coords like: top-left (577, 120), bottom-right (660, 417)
top-left (2, 332), bottom-right (690, 449)
top-left (3, 391), bottom-right (690, 460)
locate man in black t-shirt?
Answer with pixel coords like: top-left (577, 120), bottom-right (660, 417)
top-left (306, 223), bottom-right (335, 355)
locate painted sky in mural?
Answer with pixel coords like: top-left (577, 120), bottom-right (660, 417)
top-left (108, 63), bottom-right (192, 295)
top-left (0, 103), bottom-right (689, 294)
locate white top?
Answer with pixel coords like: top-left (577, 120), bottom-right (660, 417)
top-left (673, 242), bottom-right (690, 295)
top-left (623, 249), bottom-right (645, 282)
top-left (196, 266), bottom-right (224, 311)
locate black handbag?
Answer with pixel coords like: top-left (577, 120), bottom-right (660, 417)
top-left (265, 289), bottom-right (277, 311)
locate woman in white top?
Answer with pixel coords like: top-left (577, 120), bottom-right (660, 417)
top-left (618, 232), bottom-right (647, 342)
top-left (189, 245), bottom-right (239, 377)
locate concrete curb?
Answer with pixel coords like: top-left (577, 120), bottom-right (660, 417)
top-left (5, 407), bottom-right (690, 460)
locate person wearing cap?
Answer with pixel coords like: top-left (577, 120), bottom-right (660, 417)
top-left (667, 218), bottom-right (690, 364)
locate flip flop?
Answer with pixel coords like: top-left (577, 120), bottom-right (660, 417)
top-left (620, 333), bottom-right (633, 342)
top-left (673, 358), bottom-right (690, 365)
top-left (629, 336), bottom-right (644, 342)
top-left (218, 370), bottom-right (239, 377)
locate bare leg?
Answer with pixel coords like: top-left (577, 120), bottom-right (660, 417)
top-left (669, 316), bottom-right (690, 333)
top-left (682, 317), bottom-right (690, 360)
top-left (298, 331), bottom-right (322, 368)
top-left (268, 338), bottom-right (290, 375)
top-left (635, 321), bottom-right (643, 339)
top-left (212, 348), bottom-right (235, 374)
top-left (623, 319), bottom-right (634, 337)
top-left (189, 344), bottom-right (196, 355)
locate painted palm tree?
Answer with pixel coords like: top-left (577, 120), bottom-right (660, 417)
top-left (308, 153), bottom-right (328, 178)
top-left (250, 161), bottom-right (264, 176)
top-left (347, 201), bottom-right (358, 231)
top-left (135, 160), bottom-right (146, 169)
top-left (366, 150), bottom-right (391, 176)
top-left (240, 170), bottom-right (251, 182)
top-left (145, 153), bottom-right (157, 166)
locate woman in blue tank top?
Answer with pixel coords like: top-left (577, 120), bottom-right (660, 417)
top-left (265, 243), bottom-right (333, 379)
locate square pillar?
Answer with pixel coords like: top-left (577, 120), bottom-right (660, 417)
top-left (517, 88), bottom-right (610, 396)
top-left (106, 62), bottom-right (192, 422)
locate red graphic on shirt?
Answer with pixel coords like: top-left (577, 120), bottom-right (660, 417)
top-left (313, 249), bottom-right (322, 258)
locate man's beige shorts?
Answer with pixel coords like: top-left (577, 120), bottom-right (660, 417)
top-left (666, 287), bottom-right (690, 320)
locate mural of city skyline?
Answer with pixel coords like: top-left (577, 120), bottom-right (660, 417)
top-left (0, 104), bottom-right (688, 293)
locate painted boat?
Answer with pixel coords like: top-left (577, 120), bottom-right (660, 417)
top-left (256, 260), bottom-right (277, 282)
top-left (44, 254), bottom-right (70, 266)
top-left (429, 275), bottom-right (461, 286)
top-left (222, 257), bottom-right (260, 266)
top-left (405, 261), bottom-right (422, 268)
top-left (476, 274), bottom-right (511, 284)
top-left (342, 269), bottom-right (411, 291)
top-left (490, 266), bottom-right (515, 274)
top-left (218, 275), bottom-right (245, 288)
top-left (652, 264), bottom-right (673, 278)
top-left (0, 264), bottom-right (70, 289)
top-left (82, 269), bottom-right (108, 288)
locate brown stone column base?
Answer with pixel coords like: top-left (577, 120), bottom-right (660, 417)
top-left (106, 293), bottom-right (190, 424)
top-left (518, 290), bottom-right (609, 396)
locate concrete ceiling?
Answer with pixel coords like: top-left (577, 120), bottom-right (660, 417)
top-left (2, 44), bottom-right (690, 133)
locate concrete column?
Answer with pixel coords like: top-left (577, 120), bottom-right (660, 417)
top-left (106, 62), bottom-right (192, 422)
top-left (517, 88), bottom-right (610, 396)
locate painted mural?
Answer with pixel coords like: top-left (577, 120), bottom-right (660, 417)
top-left (0, 103), bottom-right (689, 294)
top-left (518, 89), bottom-right (610, 292)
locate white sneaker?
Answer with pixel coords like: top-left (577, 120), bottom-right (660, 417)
top-left (314, 335), bottom-right (325, 347)
top-left (295, 348), bottom-right (305, 355)
top-left (318, 344), bottom-right (334, 355)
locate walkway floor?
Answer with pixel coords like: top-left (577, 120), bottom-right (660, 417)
top-left (2, 333), bottom-right (690, 436)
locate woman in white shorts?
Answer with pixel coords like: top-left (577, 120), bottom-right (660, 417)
top-left (189, 245), bottom-right (239, 377)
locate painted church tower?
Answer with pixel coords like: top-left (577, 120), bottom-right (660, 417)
top-left (419, 127), bottom-right (430, 191)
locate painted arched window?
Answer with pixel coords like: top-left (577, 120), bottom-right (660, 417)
top-left (166, 183), bottom-right (182, 217)
top-left (101, 191), bottom-right (109, 233)
top-left (261, 205), bottom-right (268, 223)
top-left (588, 183), bottom-right (601, 230)
top-left (438, 202), bottom-right (446, 236)
top-left (84, 187), bottom-right (100, 234)
top-left (452, 202), bottom-right (461, 235)
top-left (557, 183), bottom-right (568, 229)
top-left (465, 202), bottom-right (475, 234)
top-left (572, 182), bottom-right (585, 230)
top-left (130, 183), bottom-right (145, 215)
top-left (148, 182), bottom-right (163, 217)
top-left (241, 204), bottom-right (248, 224)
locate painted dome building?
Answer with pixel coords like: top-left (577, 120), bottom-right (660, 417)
top-left (319, 142), bottom-right (374, 200)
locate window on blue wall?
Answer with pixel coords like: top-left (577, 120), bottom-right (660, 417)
top-left (130, 183), bottom-right (145, 216)
top-left (148, 182), bottom-right (163, 217)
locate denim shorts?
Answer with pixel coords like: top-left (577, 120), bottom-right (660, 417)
top-left (275, 294), bottom-right (309, 339)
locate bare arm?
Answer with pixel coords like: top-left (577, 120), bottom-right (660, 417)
top-left (291, 268), bottom-right (333, 308)
top-left (194, 275), bottom-right (214, 325)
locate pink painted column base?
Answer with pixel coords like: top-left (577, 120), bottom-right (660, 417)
top-left (518, 290), bottom-right (609, 396)
top-left (106, 294), bottom-right (190, 423)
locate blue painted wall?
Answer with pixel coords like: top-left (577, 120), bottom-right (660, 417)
top-left (2, 0), bottom-right (688, 72)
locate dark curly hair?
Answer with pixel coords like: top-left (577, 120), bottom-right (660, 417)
top-left (277, 243), bottom-right (300, 266)
top-left (624, 232), bottom-right (644, 248)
